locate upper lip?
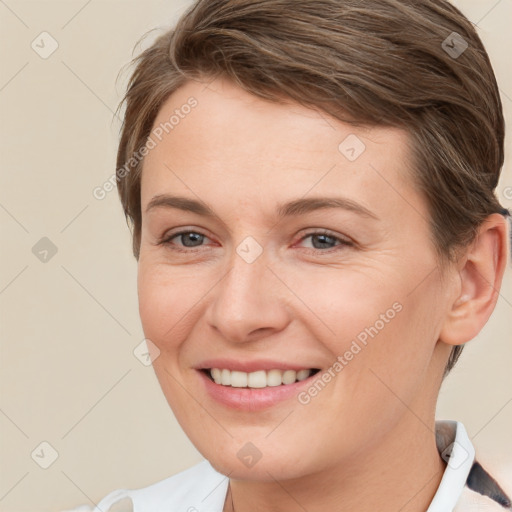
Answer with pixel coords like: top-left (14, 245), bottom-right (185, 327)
top-left (195, 359), bottom-right (318, 373)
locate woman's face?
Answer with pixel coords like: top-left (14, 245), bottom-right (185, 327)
top-left (137, 77), bottom-right (456, 480)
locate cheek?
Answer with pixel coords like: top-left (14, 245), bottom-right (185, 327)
top-left (300, 266), bottom-right (441, 400)
top-left (137, 261), bottom-right (202, 352)
top-left (337, 280), bottom-right (446, 421)
top-left (288, 265), bottom-right (404, 351)
top-left (137, 263), bottom-right (200, 422)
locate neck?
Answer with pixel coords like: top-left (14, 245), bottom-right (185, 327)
top-left (226, 415), bottom-right (447, 512)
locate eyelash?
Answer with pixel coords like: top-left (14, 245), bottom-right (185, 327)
top-left (157, 229), bottom-right (354, 254)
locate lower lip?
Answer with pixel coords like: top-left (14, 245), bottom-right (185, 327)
top-left (197, 370), bottom-right (317, 411)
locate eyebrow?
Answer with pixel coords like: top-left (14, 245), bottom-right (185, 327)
top-left (145, 194), bottom-right (378, 220)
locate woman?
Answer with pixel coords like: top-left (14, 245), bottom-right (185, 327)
top-left (69, 0), bottom-right (511, 510)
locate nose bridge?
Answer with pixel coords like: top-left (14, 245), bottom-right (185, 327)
top-left (207, 238), bottom-right (288, 342)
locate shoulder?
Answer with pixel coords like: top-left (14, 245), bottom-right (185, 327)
top-left (62, 460), bottom-right (229, 512)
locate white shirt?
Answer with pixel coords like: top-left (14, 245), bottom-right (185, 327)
top-left (65, 420), bottom-right (511, 512)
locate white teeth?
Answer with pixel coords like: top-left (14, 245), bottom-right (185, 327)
top-left (208, 368), bottom-right (313, 388)
top-left (230, 371), bottom-right (248, 388)
top-left (248, 370), bottom-right (267, 388)
top-left (221, 369), bottom-right (231, 386)
top-left (281, 370), bottom-right (296, 385)
top-left (266, 369), bottom-right (283, 387)
top-left (211, 368), bottom-right (222, 384)
top-left (296, 369), bottom-right (311, 381)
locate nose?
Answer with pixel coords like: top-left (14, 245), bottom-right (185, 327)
top-left (205, 247), bottom-right (291, 344)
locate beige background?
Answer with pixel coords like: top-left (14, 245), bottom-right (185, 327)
top-left (0, 1), bottom-right (511, 511)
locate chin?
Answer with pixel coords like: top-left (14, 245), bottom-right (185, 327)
top-left (203, 447), bottom-right (316, 482)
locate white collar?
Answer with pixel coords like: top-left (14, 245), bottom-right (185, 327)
top-left (427, 420), bottom-right (475, 511)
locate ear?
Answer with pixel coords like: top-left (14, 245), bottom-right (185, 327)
top-left (440, 213), bottom-right (510, 346)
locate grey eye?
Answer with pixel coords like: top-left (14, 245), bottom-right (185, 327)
top-left (176, 232), bottom-right (205, 247)
top-left (308, 234), bottom-right (338, 249)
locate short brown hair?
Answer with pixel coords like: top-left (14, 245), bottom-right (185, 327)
top-left (115, 0), bottom-right (507, 375)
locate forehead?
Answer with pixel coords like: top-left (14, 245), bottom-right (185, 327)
top-left (141, 78), bottom-right (421, 223)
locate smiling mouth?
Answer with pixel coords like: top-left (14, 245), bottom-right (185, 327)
top-left (202, 368), bottom-right (321, 388)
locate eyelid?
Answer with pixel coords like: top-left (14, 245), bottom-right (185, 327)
top-left (298, 228), bottom-right (352, 243)
top-left (295, 229), bottom-right (354, 251)
top-left (157, 228), bottom-right (214, 248)
top-left (158, 227), bottom-right (354, 253)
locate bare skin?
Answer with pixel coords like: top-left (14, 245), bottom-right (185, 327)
top-left (137, 77), bottom-right (508, 512)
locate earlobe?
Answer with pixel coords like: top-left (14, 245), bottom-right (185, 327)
top-left (439, 213), bottom-right (509, 347)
